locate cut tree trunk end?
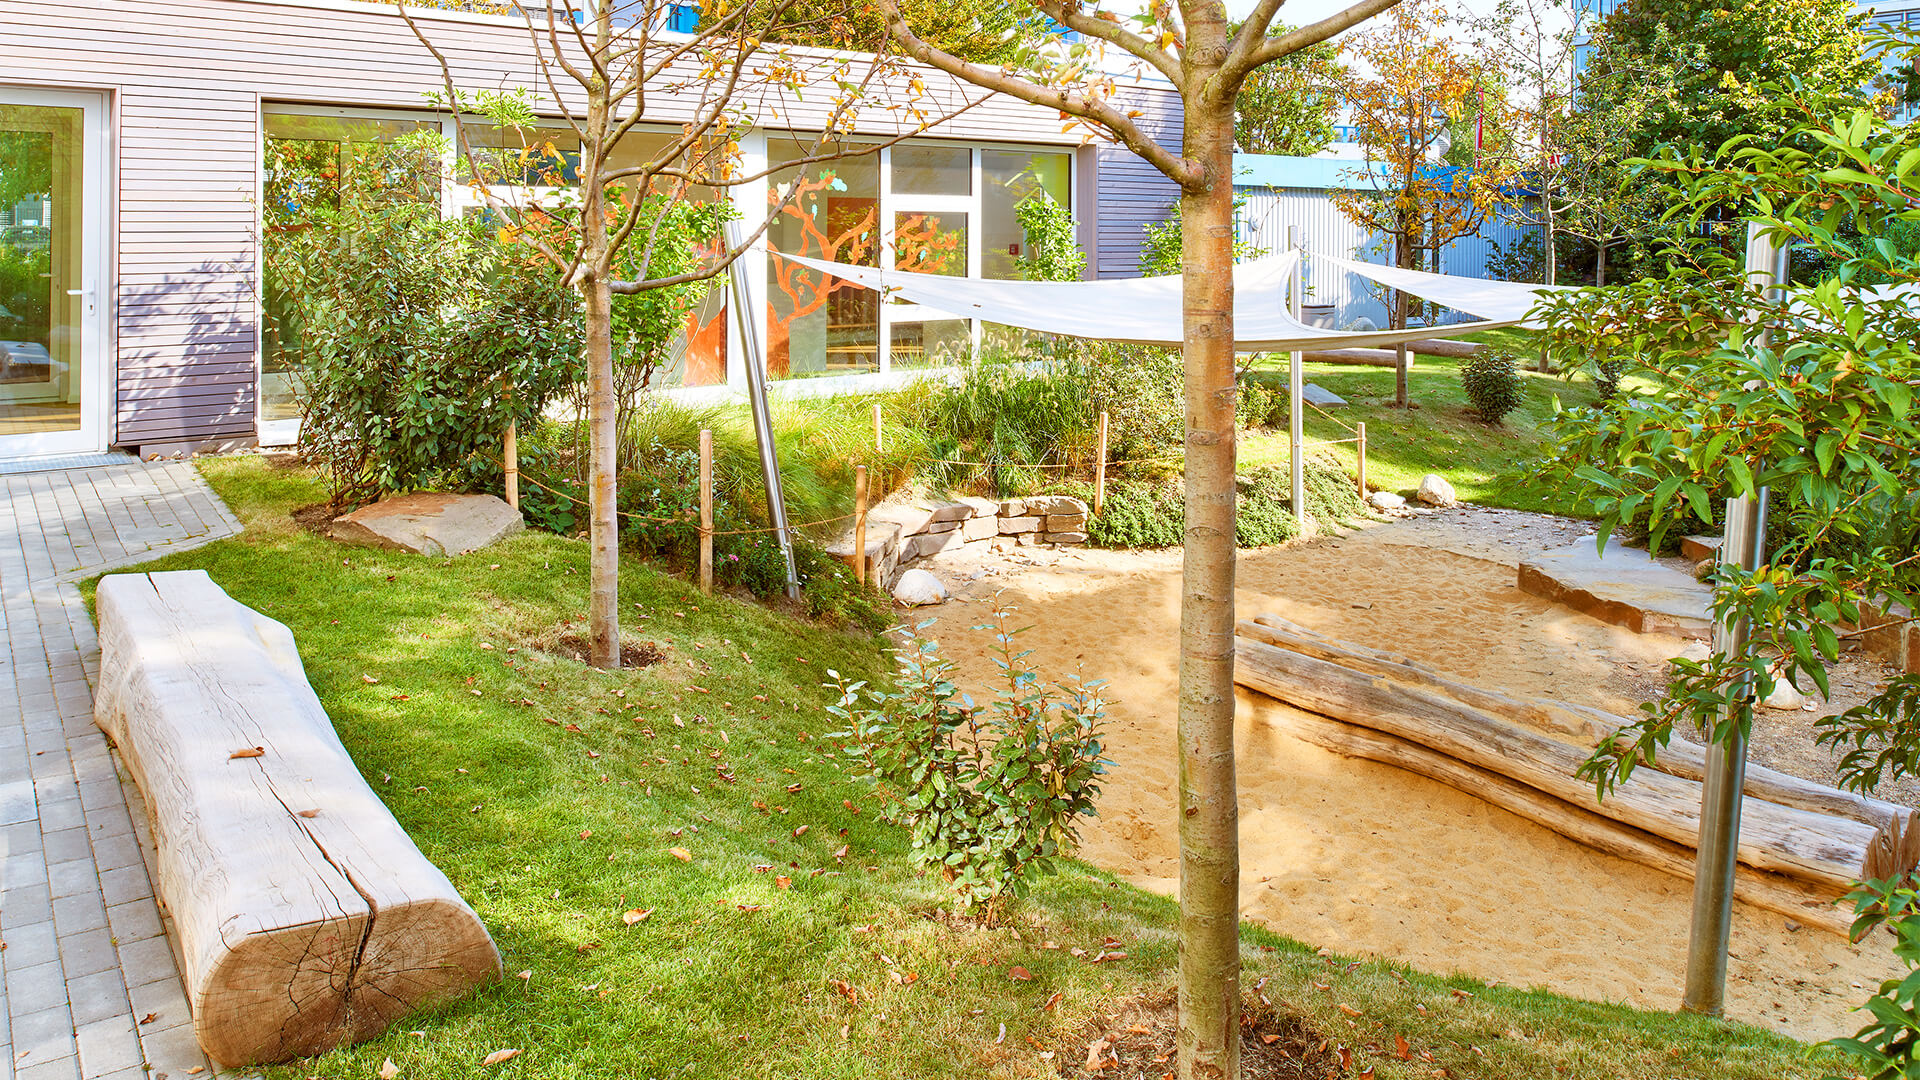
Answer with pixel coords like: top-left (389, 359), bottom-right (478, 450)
top-left (1175, 101), bottom-right (1241, 1080)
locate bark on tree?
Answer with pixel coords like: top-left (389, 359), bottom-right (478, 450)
top-left (1175, 29), bottom-right (1242, 1077)
top-left (579, 39), bottom-right (624, 670)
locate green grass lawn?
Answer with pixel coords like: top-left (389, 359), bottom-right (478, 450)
top-left (104, 457), bottom-right (1838, 1079)
top-left (1240, 337), bottom-right (1600, 517)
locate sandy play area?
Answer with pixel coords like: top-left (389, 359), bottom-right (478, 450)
top-left (920, 506), bottom-right (1903, 1041)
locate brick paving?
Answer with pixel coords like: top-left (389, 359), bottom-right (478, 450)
top-left (1, 459), bottom-right (242, 1080)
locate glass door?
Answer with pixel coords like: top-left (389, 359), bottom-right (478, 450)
top-left (0, 89), bottom-right (105, 458)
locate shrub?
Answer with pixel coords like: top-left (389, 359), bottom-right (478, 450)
top-left (1460, 347), bottom-right (1526, 424)
top-left (270, 184), bottom-right (580, 506)
top-left (924, 349), bottom-right (1095, 495)
top-left (1079, 459), bottom-right (1366, 550)
top-left (827, 611), bottom-right (1111, 921)
top-left (1085, 342), bottom-right (1184, 468)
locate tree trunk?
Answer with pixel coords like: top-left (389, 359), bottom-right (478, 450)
top-left (1392, 226), bottom-right (1411, 407)
top-left (1595, 236), bottom-right (1609, 288)
top-left (581, 56), bottom-right (622, 670)
top-left (1175, 49), bottom-right (1241, 1080)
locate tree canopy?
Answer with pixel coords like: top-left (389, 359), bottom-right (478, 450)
top-left (1232, 26), bottom-right (1344, 156)
top-left (1579, 0), bottom-right (1879, 161)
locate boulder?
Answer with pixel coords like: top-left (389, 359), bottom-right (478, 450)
top-left (1367, 491), bottom-right (1407, 511)
top-left (1763, 678), bottom-right (1806, 711)
top-left (331, 493), bottom-right (522, 556)
top-left (891, 568), bottom-right (948, 606)
top-left (1415, 474), bottom-right (1457, 507)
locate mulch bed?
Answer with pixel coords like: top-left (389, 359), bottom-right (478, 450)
top-left (1076, 990), bottom-right (1339, 1079)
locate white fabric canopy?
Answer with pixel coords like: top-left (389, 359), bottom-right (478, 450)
top-left (777, 250), bottom-right (1554, 350)
top-left (1311, 252), bottom-right (1571, 324)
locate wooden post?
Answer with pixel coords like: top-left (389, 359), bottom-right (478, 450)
top-left (1356, 422), bottom-right (1368, 498)
top-left (1093, 410), bottom-right (1110, 517)
top-left (853, 465), bottom-right (869, 585)
top-left (698, 428), bottom-right (713, 596)
top-left (503, 421), bottom-right (519, 511)
top-left (873, 402), bottom-right (884, 454)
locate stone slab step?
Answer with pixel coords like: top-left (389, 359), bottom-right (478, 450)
top-left (1302, 383), bottom-right (1347, 408)
top-left (1680, 534), bottom-right (1722, 563)
top-left (1517, 539), bottom-right (1712, 639)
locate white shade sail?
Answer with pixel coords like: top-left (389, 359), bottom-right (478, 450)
top-left (1310, 252), bottom-right (1571, 324)
top-left (776, 250), bottom-right (1557, 350)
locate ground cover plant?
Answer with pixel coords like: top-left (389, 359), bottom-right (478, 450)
top-left (1239, 340), bottom-right (1607, 516)
top-left (107, 455), bottom-right (1844, 1079)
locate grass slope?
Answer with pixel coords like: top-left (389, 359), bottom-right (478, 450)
top-left (1241, 341), bottom-right (1599, 516)
top-left (103, 457), bottom-right (1836, 1079)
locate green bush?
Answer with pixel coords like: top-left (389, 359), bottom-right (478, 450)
top-left (923, 349), bottom-right (1095, 495)
top-left (827, 612), bottom-right (1111, 922)
top-left (1085, 342), bottom-right (1185, 469)
top-left (1013, 193), bottom-right (1085, 282)
top-left (1079, 459), bottom-right (1367, 550)
top-left (1460, 347), bottom-right (1526, 424)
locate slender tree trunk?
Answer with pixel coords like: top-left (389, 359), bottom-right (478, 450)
top-left (1175, 43), bottom-right (1241, 1080)
top-left (1392, 230), bottom-right (1409, 408)
top-left (581, 49), bottom-right (622, 670)
top-left (1595, 236), bottom-right (1609, 287)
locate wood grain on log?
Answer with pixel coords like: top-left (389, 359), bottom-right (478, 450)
top-left (93, 571), bottom-right (500, 1068)
top-left (1234, 637), bottom-right (1889, 893)
top-left (1242, 614), bottom-right (1918, 868)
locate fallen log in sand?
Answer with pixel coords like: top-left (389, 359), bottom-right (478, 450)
top-left (1261, 706), bottom-right (1851, 935)
top-left (1241, 614), bottom-right (1920, 871)
top-left (1234, 636), bottom-right (1902, 896)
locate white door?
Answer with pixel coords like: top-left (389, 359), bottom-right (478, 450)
top-left (0, 88), bottom-right (107, 458)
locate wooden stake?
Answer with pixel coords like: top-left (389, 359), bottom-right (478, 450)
top-left (853, 465), bottom-right (869, 586)
top-left (1093, 409), bottom-right (1110, 516)
top-left (873, 402), bottom-right (884, 453)
top-left (698, 428), bottom-right (713, 595)
top-left (1355, 422), bottom-right (1368, 497)
top-left (503, 420), bottom-right (519, 511)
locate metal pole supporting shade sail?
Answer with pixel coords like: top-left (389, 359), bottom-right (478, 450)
top-left (724, 221), bottom-right (801, 601)
top-left (1681, 221), bottom-right (1787, 1015)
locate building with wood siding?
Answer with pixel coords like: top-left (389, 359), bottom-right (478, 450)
top-left (0, 0), bottom-right (1187, 459)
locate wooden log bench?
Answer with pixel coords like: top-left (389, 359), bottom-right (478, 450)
top-left (93, 570), bottom-right (501, 1068)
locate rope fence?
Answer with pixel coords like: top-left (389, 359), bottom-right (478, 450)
top-left (504, 398), bottom-right (1375, 590)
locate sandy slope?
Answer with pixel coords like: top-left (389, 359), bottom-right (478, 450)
top-left (922, 506), bottom-right (1898, 1041)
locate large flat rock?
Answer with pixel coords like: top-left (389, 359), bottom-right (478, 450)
top-left (1517, 539), bottom-right (1712, 638)
top-left (331, 492), bottom-right (522, 556)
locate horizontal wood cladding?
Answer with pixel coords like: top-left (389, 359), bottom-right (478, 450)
top-left (1094, 86), bottom-right (1183, 279)
top-left (0, 0), bottom-right (1150, 447)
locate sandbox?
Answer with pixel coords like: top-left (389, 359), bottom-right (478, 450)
top-left (929, 508), bottom-right (1904, 1041)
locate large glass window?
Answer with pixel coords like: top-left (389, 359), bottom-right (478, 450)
top-left (981, 149), bottom-right (1071, 280)
top-left (891, 145), bottom-right (970, 196)
top-left (0, 104), bottom-right (82, 440)
top-left (766, 143), bottom-right (880, 378)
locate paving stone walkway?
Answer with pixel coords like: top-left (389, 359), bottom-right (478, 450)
top-left (1, 459), bottom-right (243, 1080)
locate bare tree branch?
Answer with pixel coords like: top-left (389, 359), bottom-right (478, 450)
top-left (1027, 0), bottom-right (1182, 87)
top-left (1227, 0), bottom-right (1402, 82)
top-left (878, 0), bottom-right (1201, 187)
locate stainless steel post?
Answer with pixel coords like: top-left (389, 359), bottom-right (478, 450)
top-left (724, 221), bottom-right (800, 600)
top-left (1680, 488), bottom-right (1768, 1015)
top-left (1288, 226), bottom-right (1306, 528)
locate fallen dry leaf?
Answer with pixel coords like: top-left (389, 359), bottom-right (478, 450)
top-left (1394, 1034), bottom-right (1412, 1060)
top-left (1086, 1038), bottom-right (1115, 1071)
top-left (480, 1048), bottom-right (521, 1066)
top-left (1040, 991), bottom-right (1063, 1011)
top-left (622, 908), bottom-right (652, 926)
top-left (669, 847), bottom-right (693, 862)
top-left (379, 1056), bottom-right (400, 1079)
top-left (1260, 1033), bottom-right (1281, 1046)
top-left (229, 747), bottom-right (264, 759)
top-left (1007, 966), bottom-right (1032, 981)
top-left (1339, 1004), bottom-right (1363, 1017)
top-left (792, 825), bottom-right (809, 838)
top-left (579, 829), bottom-right (593, 840)
top-left (775, 876), bottom-right (792, 890)
top-left (296, 809), bottom-right (320, 819)
top-left (362, 674), bottom-right (379, 684)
